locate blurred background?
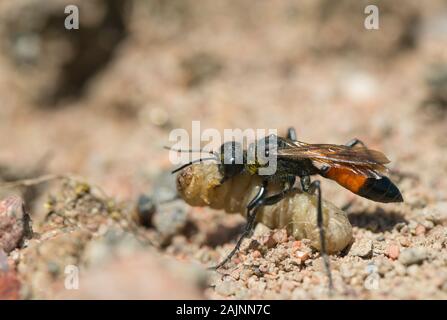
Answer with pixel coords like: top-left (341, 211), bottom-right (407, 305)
top-left (0, 0), bottom-right (446, 203)
top-left (0, 0), bottom-right (447, 299)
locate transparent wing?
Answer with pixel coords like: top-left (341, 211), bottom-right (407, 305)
top-left (276, 142), bottom-right (390, 177)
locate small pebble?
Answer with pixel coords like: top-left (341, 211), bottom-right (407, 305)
top-left (292, 240), bottom-right (302, 249)
top-left (215, 280), bottom-right (237, 296)
top-left (399, 247), bottom-right (428, 266)
top-left (259, 232), bottom-right (277, 249)
top-left (0, 250), bottom-right (8, 272)
top-left (399, 225), bottom-right (409, 234)
top-left (295, 251), bottom-right (310, 263)
top-left (408, 221), bottom-right (419, 235)
top-left (349, 240), bottom-right (373, 258)
top-left (253, 267), bottom-right (263, 277)
top-left (253, 223), bottom-right (271, 237)
top-left (386, 244), bottom-right (400, 260)
top-left (259, 263), bottom-right (269, 273)
top-left (394, 262), bottom-right (407, 276)
top-left (377, 257), bottom-right (394, 275)
top-left (229, 269), bottom-right (241, 280)
top-left (272, 229), bottom-right (288, 244)
top-left (240, 269), bottom-right (253, 281)
top-left (415, 224), bottom-right (426, 236)
top-left (153, 206), bottom-right (187, 242)
top-left (422, 220), bottom-right (435, 230)
top-left (399, 237), bottom-right (411, 247)
top-left (395, 222), bottom-right (407, 232)
top-left (407, 265), bottom-right (420, 277)
top-left (133, 194), bottom-right (156, 228)
top-left (0, 270), bottom-right (21, 300)
top-left (0, 195), bottom-right (31, 253)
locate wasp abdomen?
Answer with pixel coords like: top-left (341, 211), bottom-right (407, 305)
top-left (357, 176), bottom-right (403, 203)
top-left (323, 167), bottom-right (403, 203)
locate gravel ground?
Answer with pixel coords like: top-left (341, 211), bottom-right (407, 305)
top-left (0, 0), bottom-right (447, 300)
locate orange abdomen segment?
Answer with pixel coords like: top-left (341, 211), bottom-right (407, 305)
top-left (323, 167), bottom-right (367, 194)
top-left (322, 167), bottom-right (403, 203)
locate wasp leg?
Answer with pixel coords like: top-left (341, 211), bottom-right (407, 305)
top-left (287, 127), bottom-right (297, 141)
top-left (300, 175), bottom-right (310, 192)
top-left (346, 139), bottom-right (410, 184)
top-left (258, 175), bottom-right (296, 206)
top-left (210, 176), bottom-right (296, 270)
top-left (306, 180), bottom-right (334, 293)
top-left (209, 181), bottom-right (268, 270)
top-left (345, 138), bottom-right (367, 148)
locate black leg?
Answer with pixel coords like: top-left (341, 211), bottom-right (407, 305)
top-left (208, 206), bottom-right (261, 270)
top-left (208, 182), bottom-right (268, 270)
top-left (307, 180), bottom-right (334, 293)
top-left (287, 127), bottom-right (297, 141)
top-left (345, 138), bottom-right (366, 148)
top-left (345, 138), bottom-right (412, 185)
top-left (300, 175), bottom-right (310, 192)
top-left (209, 176), bottom-right (296, 270)
top-left (259, 176), bottom-right (296, 206)
top-left (217, 179), bottom-right (295, 268)
top-left (249, 178), bottom-right (337, 293)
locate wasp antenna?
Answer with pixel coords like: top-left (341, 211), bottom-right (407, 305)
top-left (164, 145), bottom-right (216, 157)
top-left (171, 156), bottom-right (218, 174)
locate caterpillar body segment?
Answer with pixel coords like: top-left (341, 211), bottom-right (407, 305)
top-left (176, 163), bottom-right (352, 254)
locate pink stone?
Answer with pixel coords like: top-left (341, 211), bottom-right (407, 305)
top-left (0, 195), bottom-right (31, 253)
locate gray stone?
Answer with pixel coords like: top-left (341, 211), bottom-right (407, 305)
top-left (399, 247), bottom-right (428, 266)
top-left (349, 240), bottom-right (373, 258)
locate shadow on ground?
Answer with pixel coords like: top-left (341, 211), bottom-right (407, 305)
top-left (348, 208), bottom-right (408, 233)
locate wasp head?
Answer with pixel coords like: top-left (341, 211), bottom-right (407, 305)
top-left (218, 141), bottom-right (245, 181)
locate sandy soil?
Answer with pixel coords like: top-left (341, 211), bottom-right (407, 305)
top-left (0, 0), bottom-right (447, 299)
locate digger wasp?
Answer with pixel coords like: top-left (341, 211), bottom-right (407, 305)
top-left (169, 127), bottom-right (403, 291)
